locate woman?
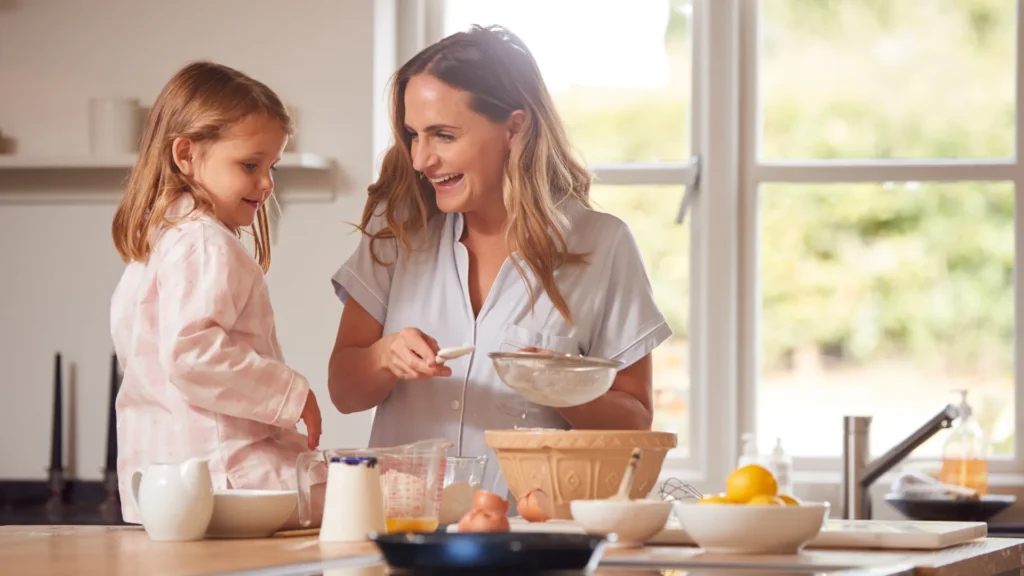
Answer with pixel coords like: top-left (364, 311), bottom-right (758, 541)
top-left (327, 25), bottom-right (671, 496)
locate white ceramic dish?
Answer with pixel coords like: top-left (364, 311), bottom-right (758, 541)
top-left (205, 489), bottom-right (298, 539)
top-left (570, 499), bottom-right (673, 548)
top-left (672, 501), bottom-right (830, 554)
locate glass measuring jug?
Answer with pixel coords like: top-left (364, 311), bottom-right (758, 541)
top-left (375, 438), bottom-right (453, 533)
top-left (296, 438), bottom-right (452, 534)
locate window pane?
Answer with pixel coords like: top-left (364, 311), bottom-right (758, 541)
top-left (591, 185), bottom-right (691, 453)
top-left (759, 1), bottom-right (1016, 160)
top-left (444, 0), bottom-right (693, 164)
top-left (758, 182), bottom-right (1014, 459)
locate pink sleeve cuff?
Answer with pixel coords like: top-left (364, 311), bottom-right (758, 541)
top-left (272, 370), bottom-right (310, 428)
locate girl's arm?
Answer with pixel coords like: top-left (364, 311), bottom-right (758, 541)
top-left (158, 232), bottom-right (311, 428)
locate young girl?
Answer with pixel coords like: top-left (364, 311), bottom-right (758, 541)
top-left (110, 61), bottom-right (322, 525)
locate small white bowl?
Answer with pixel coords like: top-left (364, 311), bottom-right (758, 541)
top-left (672, 500), bottom-right (830, 554)
top-left (205, 489), bottom-right (298, 539)
top-left (570, 499), bottom-right (673, 548)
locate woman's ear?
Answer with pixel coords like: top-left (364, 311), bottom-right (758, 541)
top-left (506, 110), bottom-right (527, 144)
top-left (171, 137), bottom-right (196, 176)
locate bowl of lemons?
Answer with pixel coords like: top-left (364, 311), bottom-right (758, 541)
top-left (672, 464), bottom-right (829, 554)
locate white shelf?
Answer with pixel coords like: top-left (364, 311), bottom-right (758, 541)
top-left (0, 152), bottom-right (333, 170)
top-left (0, 152), bottom-right (336, 204)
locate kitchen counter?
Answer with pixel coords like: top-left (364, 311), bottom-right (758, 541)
top-left (2, 525), bottom-right (1023, 576)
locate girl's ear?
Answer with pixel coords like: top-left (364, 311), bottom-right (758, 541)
top-left (171, 137), bottom-right (196, 176)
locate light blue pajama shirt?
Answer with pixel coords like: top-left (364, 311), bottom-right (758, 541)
top-left (331, 199), bottom-right (672, 496)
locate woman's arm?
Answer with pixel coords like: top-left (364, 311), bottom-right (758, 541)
top-left (327, 299), bottom-right (450, 414)
top-left (327, 299), bottom-right (394, 414)
top-left (554, 354), bottom-right (654, 430)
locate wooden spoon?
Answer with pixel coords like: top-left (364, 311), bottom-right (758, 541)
top-left (610, 448), bottom-right (643, 501)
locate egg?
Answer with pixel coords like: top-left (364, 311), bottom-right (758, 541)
top-left (472, 489), bottom-right (510, 515)
top-left (457, 508), bottom-right (510, 533)
top-left (516, 488), bottom-right (552, 523)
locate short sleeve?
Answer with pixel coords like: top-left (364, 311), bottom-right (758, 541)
top-left (331, 208), bottom-right (398, 325)
top-left (586, 222), bottom-right (673, 369)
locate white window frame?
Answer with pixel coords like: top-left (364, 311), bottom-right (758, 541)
top-left (736, 0), bottom-right (1024, 490)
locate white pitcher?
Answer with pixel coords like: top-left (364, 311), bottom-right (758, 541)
top-left (317, 455), bottom-right (386, 543)
top-left (131, 458), bottom-right (214, 542)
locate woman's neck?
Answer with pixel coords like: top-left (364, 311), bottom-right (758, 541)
top-left (461, 201), bottom-right (508, 243)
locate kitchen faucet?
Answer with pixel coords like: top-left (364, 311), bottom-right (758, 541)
top-left (840, 404), bottom-right (960, 520)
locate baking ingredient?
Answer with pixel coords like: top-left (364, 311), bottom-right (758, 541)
top-left (697, 465), bottom-right (803, 506)
top-left (439, 481), bottom-right (478, 525)
top-left (517, 488), bottom-right (552, 523)
top-left (457, 489), bottom-right (511, 533)
top-left (697, 493), bottom-right (733, 504)
top-left (386, 517), bottom-right (439, 533)
top-left (457, 508), bottom-right (510, 532)
top-left (726, 464), bottom-right (778, 503)
top-left (746, 494), bottom-right (785, 506)
top-left (472, 489), bottom-right (510, 515)
top-left (777, 494), bottom-right (801, 506)
top-left (380, 469), bottom-right (429, 517)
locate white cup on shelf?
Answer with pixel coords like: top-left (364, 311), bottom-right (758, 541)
top-left (89, 97), bottom-right (141, 155)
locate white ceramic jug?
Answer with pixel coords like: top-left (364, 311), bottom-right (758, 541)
top-left (131, 458), bottom-right (214, 541)
top-left (317, 455), bottom-right (386, 543)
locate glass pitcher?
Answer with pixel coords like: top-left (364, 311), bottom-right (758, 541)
top-left (297, 438), bottom-right (453, 533)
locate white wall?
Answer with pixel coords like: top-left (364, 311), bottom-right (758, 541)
top-left (0, 0), bottom-right (394, 480)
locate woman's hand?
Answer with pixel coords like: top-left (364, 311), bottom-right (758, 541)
top-left (301, 390), bottom-right (322, 450)
top-left (381, 328), bottom-right (453, 380)
top-left (519, 346), bottom-right (556, 355)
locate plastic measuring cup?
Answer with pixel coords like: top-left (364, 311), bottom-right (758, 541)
top-left (374, 438), bottom-right (453, 533)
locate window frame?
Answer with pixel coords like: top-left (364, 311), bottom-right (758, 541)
top-left (737, 0), bottom-right (1024, 485)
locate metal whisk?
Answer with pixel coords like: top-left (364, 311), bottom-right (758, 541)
top-left (658, 477), bottom-right (704, 502)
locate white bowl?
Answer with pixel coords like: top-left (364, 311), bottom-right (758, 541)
top-left (570, 499), bottom-right (673, 548)
top-left (672, 501), bottom-right (830, 554)
top-left (489, 352), bottom-right (622, 407)
top-left (205, 489), bottom-right (298, 538)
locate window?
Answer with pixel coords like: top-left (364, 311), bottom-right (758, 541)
top-left (436, 0), bottom-right (1024, 496)
top-left (749, 0), bottom-right (1020, 473)
top-left (443, 0), bottom-right (700, 458)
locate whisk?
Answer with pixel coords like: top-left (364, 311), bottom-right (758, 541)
top-left (658, 477), bottom-right (704, 502)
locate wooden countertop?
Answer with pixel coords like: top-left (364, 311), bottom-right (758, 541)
top-left (2, 525), bottom-right (1023, 576)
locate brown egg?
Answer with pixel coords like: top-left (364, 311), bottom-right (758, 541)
top-left (457, 508), bottom-right (511, 533)
top-left (472, 489), bottom-right (510, 515)
top-left (517, 488), bottom-right (552, 523)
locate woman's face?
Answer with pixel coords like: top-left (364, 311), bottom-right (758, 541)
top-left (404, 73), bottom-right (520, 215)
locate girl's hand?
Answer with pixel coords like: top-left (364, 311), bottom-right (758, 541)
top-left (301, 391), bottom-right (322, 450)
top-left (382, 328), bottom-right (453, 380)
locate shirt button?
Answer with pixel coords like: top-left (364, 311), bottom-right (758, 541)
top-left (451, 400), bottom-right (461, 410)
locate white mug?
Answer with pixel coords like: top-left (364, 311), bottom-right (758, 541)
top-left (89, 98), bottom-right (140, 155)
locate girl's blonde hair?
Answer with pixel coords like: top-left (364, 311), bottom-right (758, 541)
top-left (364, 25), bottom-right (592, 323)
top-left (112, 61), bottom-right (293, 273)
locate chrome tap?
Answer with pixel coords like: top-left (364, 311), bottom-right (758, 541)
top-left (840, 404), bottom-right (960, 520)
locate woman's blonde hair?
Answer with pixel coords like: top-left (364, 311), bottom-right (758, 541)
top-left (364, 25), bottom-right (592, 323)
top-left (112, 61), bottom-right (293, 273)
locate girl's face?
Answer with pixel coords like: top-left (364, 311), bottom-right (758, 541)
top-left (174, 115), bottom-right (288, 230)
top-left (403, 73), bottom-right (521, 215)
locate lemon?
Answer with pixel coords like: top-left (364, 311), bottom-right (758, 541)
top-left (725, 464), bottom-right (778, 503)
top-left (697, 493), bottom-right (733, 504)
top-left (746, 494), bottom-right (785, 506)
top-left (778, 494), bottom-right (801, 506)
